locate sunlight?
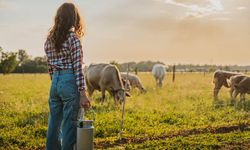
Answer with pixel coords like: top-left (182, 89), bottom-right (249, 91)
top-left (165, 0), bottom-right (224, 18)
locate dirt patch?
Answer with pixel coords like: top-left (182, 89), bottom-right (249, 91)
top-left (94, 122), bottom-right (250, 149)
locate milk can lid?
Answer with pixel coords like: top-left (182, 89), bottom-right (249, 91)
top-left (78, 120), bottom-right (93, 128)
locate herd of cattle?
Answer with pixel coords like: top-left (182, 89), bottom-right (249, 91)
top-left (84, 63), bottom-right (166, 103)
top-left (213, 70), bottom-right (250, 103)
top-left (84, 63), bottom-right (250, 104)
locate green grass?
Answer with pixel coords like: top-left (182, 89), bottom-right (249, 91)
top-left (0, 73), bottom-right (250, 149)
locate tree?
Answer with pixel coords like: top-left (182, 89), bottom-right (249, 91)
top-left (0, 47), bottom-right (2, 62)
top-left (0, 51), bottom-right (18, 74)
top-left (134, 67), bottom-right (138, 75)
top-left (34, 56), bottom-right (47, 65)
top-left (18, 49), bottom-right (29, 65)
top-left (224, 66), bottom-right (230, 71)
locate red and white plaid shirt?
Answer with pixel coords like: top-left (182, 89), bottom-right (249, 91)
top-left (44, 32), bottom-right (85, 91)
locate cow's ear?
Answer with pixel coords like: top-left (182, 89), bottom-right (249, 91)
top-left (125, 92), bottom-right (131, 97)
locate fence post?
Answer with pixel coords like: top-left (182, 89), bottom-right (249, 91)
top-left (172, 65), bottom-right (175, 82)
top-left (134, 67), bottom-right (138, 75)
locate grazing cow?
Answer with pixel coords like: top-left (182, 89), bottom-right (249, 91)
top-left (152, 64), bottom-right (166, 87)
top-left (85, 63), bottom-right (130, 104)
top-left (121, 77), bottom-right (131, 91)
top-left (227, 75), bottom-right (250, 102)
top-left (213, 70), bottom-right (241, 100)
top-left (121, 73), bottom-right (146, 93)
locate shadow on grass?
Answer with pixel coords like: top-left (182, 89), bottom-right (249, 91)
top-left (94, 122), bottom-right (250, 149)
top-left (234, 100), bottom-right (250, 112)
top-left (212, 99), bottom-right (226, 109)
top-left (213, 98), bottom-right (250, 111)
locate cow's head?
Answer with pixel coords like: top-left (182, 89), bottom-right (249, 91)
top-left (140, 87), bottom-right (147, 93)
top-left (111, 88), bottom-right (131, 104)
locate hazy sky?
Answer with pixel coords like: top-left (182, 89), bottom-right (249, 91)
top-left (0, 0), bottom-right (249, 65)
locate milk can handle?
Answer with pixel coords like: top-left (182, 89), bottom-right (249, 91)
top-left (88, 106), bottom-right (96, 121)
top-left (78, 107), bottom-right (96, 121)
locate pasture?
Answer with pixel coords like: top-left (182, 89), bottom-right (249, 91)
top-left (0, 73), bottom-right (250, 149)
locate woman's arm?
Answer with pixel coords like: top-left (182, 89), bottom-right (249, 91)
top-left (69, 34), bottom-right (85, 91)
top-left (69, 34), bottom-right (90, 108)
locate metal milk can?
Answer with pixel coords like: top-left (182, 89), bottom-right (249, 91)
top-left (76, 108), bottom-right (94, 150)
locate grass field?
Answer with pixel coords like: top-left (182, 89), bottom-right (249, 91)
top-left (0, 73), bottom-right (250, 149)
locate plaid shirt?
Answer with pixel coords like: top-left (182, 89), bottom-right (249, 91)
top-left (44, 32), bottom-right (85, 91)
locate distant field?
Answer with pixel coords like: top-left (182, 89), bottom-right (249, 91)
top-left (0, 73), bottom-right (250, 149)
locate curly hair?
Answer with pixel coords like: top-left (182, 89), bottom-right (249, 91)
top-left (47, 3), bottom-right (84, 52)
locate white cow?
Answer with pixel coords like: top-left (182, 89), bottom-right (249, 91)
top-left (152, 64), bottom-right (166, 87)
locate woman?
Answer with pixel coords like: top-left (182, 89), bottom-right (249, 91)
top-left (44, 3), bottom-right (91, 150)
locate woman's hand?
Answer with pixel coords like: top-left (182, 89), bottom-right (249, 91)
top-left (79, 90), bottom-right (91, 108)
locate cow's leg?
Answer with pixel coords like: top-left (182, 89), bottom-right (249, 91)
top-left (87, 87), bottom-right (94, 97)
top-left (108, 90), bottom-right (117, 105)
top-left (230, 90), bottom-right (236, 105)
top-left (213, 82), bottom-right (222, 100)
top-left (101, 89), bottom-right (106, 104)
top-left (240, 93), bottom-right (245, 104)
top-left (232, 90), bottom-right (239, 100)
top-left (155, 78), bottom-right (158, 87)
top-left (159, 79), bottom-right (163, 88)
top-left (229, 87), bottom-right (234, 100)
top-left (157, 79), bottom-right (161, 87)
top-left (230, 90), bottom-right (238, 106)
top-left (86, 80), bottom-right (94, 97)
top-left (114, 96), bottom-right (118, 106)
top-left (229, 87), bottom-right (235, 105)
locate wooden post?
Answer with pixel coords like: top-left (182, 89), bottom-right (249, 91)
top-left (134, 67), bottom-right (138, 75)
top-left (172, 65), bottom-right (175, 82)
top-left (119, 64), bottom-right (129, 140)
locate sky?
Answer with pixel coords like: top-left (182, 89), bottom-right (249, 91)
top-left (0, 0), bottom-right (249, 65)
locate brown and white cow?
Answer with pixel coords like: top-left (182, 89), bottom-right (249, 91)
top-left (85, 63), bottom-right (130, 104)
top-left (213, 70), bottom-right (241, 100)
top-left (227, 75), bottom-right (250, 102)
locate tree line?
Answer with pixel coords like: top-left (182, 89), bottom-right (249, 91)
top-left (0, 47), bottom-right (249, 74)
top-left (0, 47), bottom-right (47, 74)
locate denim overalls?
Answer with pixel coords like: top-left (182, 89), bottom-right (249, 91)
top-left (46, 69), bottom-right (80, 150)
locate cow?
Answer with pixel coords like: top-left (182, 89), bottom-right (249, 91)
top-left (121, 77), bottom-right (131, 91)
top-left (227, 75), bottom-right (250, 103)
top-left (85, 63), bottom-right (130, 104)
top-left (213, 70), bottom-right (241, 100)
top-left (120, 73), bottom-right (146, 93)
top-left (152, 64), bottom-right (166, 87)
